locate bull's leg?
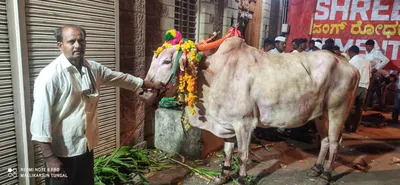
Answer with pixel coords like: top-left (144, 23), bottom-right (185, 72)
top-left (234, 118), bottom-right (256, 185)
top-left (317, 103), bottom-right (350, 185)
top-left (213, 139), bottom-right (235, 185)
top-left (308, 116), bottom-right (328, 177)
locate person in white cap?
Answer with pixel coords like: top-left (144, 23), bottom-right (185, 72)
top-left (269, 36), bottom-right (286, 53)
top-left (314, 39), bottom-right (323, 50)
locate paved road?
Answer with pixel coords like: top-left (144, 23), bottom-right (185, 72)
top-left (180, 111), bottom-right (400, 185)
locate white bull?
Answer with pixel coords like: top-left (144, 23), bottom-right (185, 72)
top-left (138, 37), bottom-right (359, 185)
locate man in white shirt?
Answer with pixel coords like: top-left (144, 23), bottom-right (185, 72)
top-left (30, 25), bottom-right (165, 185)
top-left (345, 45), bottom-right (370, 132)
top-left (364, 40), bottom-right (390, 110)
top-left (268, 36), bottom-right (286, 53)
top-left (292, 38), bottom-right (307, 53)
top-left (364, 39), bottom-right (390, 71)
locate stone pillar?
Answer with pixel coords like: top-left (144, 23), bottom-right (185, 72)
top-left (145, 0), bottom-right (176, 147)
top-left (119, 0), bottom-right (146, 146)
top-left (222, 1), bottom-right (239, 36)
top-left (261, 0), bottom-right (272, 45)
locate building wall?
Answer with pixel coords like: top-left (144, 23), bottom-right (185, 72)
top-left (119, 0), bottom-right (147, 146)
top-left (260, 0), bottom-right (272, 46)
top-left (197, 0), bottom-right (232, 41)
top-left (222, 0), bottom-right (239, 36)
top-left (144, 0), bottom-right (175, 147)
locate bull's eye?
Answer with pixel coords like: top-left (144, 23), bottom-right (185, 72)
top-left (163, 59), bottom-right (172, 64)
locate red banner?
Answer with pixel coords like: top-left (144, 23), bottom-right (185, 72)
top-left (288, 0), bottom-right (400, 70)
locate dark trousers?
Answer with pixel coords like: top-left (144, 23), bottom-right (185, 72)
top-left (45, 150), bottom-right (94, 185)
top-left (346, 87), bottom-right (368, 132)
top-left (392, 91), bottom-right (400, 122)
top-left (368, 84), bottom-right (383, 107)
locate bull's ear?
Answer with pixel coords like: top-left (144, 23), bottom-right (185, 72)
top-left (179, 54), bottom-right (187, 71)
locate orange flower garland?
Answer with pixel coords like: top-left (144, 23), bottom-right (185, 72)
top-left (177, 39), bottom-right (200, 115)
top-left (155, 38), bottom-right (200, 115)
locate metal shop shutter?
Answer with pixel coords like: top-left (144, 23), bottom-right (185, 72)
top-left (25, 0), bottom-right (117, 184)
top-left (0, 0), bottom-right (19, 184)
top-left (175, 0), bottom-right (197, 41)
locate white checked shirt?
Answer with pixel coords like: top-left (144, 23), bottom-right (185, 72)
top-left (31, 54), bottom-right (143, 157)
top-left (268, 48), bottom-right (281, 53)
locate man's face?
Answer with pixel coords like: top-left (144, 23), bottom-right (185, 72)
top-left (348, 52), bottom-right (355, 59)
top-left (292, 42), bottom-right (298, 49)
top-left (309, 42), bottom-right (315, 48)
top-left (365, 44), bottom-right (374, 53)
top-left (57, 27), bottom-right (86, 62)
top-left (299, 43), bottom-right (307, 52)
top-left (334, 49), bottom-right (341, 56)
top-left (264, 45), bottom-right (274, 52)
top-left (276, 42), bottom-right (286, 52)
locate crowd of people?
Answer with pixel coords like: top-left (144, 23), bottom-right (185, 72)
top-left (262, 35), bottom-right (399, 133)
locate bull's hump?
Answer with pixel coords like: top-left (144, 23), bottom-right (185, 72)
top-left (216, 37), bottom-right (246, 54)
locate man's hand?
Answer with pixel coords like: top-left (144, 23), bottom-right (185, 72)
top-left (45, 156), bottom-right (66, 180)
top-left (37, 142), bottom-right (67, 180)
top-left (143, 80), bottom-right (165, 90)
top-left (153, 81), bottom-right (166, 90)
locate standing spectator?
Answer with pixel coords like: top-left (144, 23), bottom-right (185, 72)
top-left (269, 36), bottom-right (286, 53)
top-left (262, 38), bottom-right (275, 52)
top-left (364, 40), bottom-right (390, 110)
top-left (333, 45), bottom-right (350, 61)
top-left (291, 38), bottom-right (298, 52)
top-left (367, 69), bottom-right (391, 110)
top-left (365, 39), bottom-right (390, 71)
top-left (345, 45), bottom-right (370, 132)
top-left (306, 40), bottom-right (315, 52)
top-left (391, 71), bottom-right (400, 124)
top-left (296, 38), bottom-right (307, 52)
top-left (315, 39), bottom-right (323, 50)
top-left (325, 38), bottom-right (335, 45)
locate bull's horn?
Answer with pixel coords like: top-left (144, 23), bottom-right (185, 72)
top-left (195, 33), bottom-right (232, 51)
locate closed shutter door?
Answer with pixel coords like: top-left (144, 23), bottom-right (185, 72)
top-left (25, 0), bottom-right (117, 184)
top-left (0, 0), bottom-right (18, 185)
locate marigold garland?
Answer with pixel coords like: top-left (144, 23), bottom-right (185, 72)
top-left (154, 38), bottom-right (201, 115)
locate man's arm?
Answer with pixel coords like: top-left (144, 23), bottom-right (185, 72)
top-left (375, 50), bottom-right (390, 70)
top-left (30, 74), bottom-right (65, 177)
top-left (31, 75), bottom-right (55, 147)
top-left (98, 63), bottom-right (164, 90)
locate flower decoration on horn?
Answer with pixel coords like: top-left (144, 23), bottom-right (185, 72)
top-left (153, 29), bottom-right (182, 58)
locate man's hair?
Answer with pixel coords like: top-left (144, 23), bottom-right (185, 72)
top-left (333, 45), bottom-right (340, 51)
top-left (55, 24), bottom-right (86, 42)
top-left (295, 38), bottom-right (307, 46)
top-left (263, 38), bottom-right (275, 47)
top-left (325, 38), bottom-right (334, 44)
top-left (309, 40), bottom-right (315, 45)
top-left (365, 39), bottom-right (375, 46)
top-left (348, 45), bottom-right (360, 54)
top-left (322, 43), bottom-right (335, 53)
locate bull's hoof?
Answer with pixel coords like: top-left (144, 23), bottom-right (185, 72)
top-left (237, 176), bottom-right (248, 185)
top-left (308, 164), bottom-right (323, 177)
top-left (315, 171), bottom-right (331, 185)
top-left (212, 174), bottom-right (230, 185)
top-left (315, 178), bottom-right (330, 185)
